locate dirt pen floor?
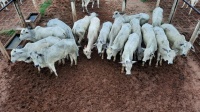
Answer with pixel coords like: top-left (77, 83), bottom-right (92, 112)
top-left (0, 0), bottom-right (200, 111)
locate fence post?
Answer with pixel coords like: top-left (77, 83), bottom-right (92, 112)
top-left (71, 0), bottom-right (77, 23)
top-left (156, 0), bottom-right (160, 7)
top-left (189, 20), bottom-right (200, 44)
top-left (122, 0), bottom-right (127, 12)
top-left (13, 0), bottom-right (27, 27)
top-left (0, 40), bottom-right (10, 62)
top-left (168, 0), bottom-right (179, 23)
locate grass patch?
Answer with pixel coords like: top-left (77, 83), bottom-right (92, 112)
top-left (141, 0), bottom-right (148, 2)
top-left (0, 29), bottom-right (15, 36)
top-left (39, 0), bottom-right (52, 16)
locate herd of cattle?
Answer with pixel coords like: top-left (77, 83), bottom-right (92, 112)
top-left (10, 6), bottom-right (195, 76)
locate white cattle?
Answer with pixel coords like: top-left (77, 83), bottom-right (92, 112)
top-left (154, 26), bottom-right (177, 67)
top-left (181, 0), bottom-right (199, 15)
top-left (130, 18), bottom-right (144, 60)
top-left (152, 7), bottom-right (163, 27)
top-left (141, 23), bottom-right (157, 66)
top-left (161, 23), bottom-right (195, 56)
top-left (30, 39), bottom-right (79, 77)
top-left (11, 36), bottom-right (61, 64)
top-left (106, 16), bottom-right (124, 59)
top-left (120, 33), bottom-right (139, 75)
top-left (72, 12), bottom-right (98, 44)
top-left (112, 11), bottom-right (150, 25)
top-left (19, 26), bottom-right (67, 42)
top-left (47, 18), bottom-right (75, 39)
top-left (82, 0), bottom-right (99, 13)
top-left (83, 17), bottom-right (100, 59)
top-left (107, 23), bottom-right (132, 61)
top-left (95, 21), bottom-right (112, 59)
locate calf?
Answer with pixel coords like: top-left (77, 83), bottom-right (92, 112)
top-left (112, 11), bottom-right (150, 25)
top-left (107, 23), bottom-right (132, 61)
top-left (0, 0), bottom-right (8, 10)
top-left (95, 21), bottom-right (112, 59)
top-left (181, 0), bottom-right (199, 15)
top-left (120, 33), bottom-right (139, 75)
top-left (154, 26), bottom-right (177, 67)
top-left (19, 26), bottom-right (67, 42)
top-left (30, 39), bottom-right (79, 77)
top-left (152, 7), bottom-right (163, 27)
top-left (130, 18), bottom-right (144, 60)
top-left (106, 16), bottom-right (124, 59)
top-left (47, 18), bottom-right (75, 39)
top-left (161, 23), bottom-right (195, 56)
top-left (141, 23), bottom-right (157, 66)
top-left (82, 0), bottom-right (99, 13)
top-left (72, 12), bottom-right (98, 44)
top-left (11, 36), bottom-right (61, 64)
top-left (83, 17), bottom-right (100, 59)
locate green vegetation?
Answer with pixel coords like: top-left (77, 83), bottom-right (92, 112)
top-left (0, 29), bottom-right (16, 36)
top-left (141, 0), bottom-right (147, 2)
top-left (39, 0), bottom-right (52, 16)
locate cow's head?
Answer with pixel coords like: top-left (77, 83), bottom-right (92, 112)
top-left (181, 41), bottom-right (195, 56)
top-left (83, 45), bottom-right (92, 59)
top-left (106, 47), bottom-right (112, 60)
top-left (95, 40), bottom-right (105, 54)
top-left (162, 48), bottom-right (177, 64)
top-left (142, 48), bottom-right (154, 62)
top-left (119, 60), bottom-right (137, 75)
top-left (112, 11), bottom-right (121, 19)
top-left (30, 51), bottom-right (44, 67)
top-left (19, 28), bottom-right (32, 40)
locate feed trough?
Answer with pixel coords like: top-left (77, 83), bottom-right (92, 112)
top-left (25, 13), bottom-right (41, 28)
top-left (4, 33), bottom-right (25, 54)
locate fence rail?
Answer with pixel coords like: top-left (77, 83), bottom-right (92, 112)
top-left (182, 0), bottom-right (200, 14)
top-left (0, 0), bottom-right (14, 12)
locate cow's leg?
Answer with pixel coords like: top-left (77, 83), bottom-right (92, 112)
top-left (113, 56), bottom-right (116, 62)
top-left (62, 58), bottom-right (65, 65)
top-left (149, 58), bottom-right (152, 66)
top-left (37, 67), bottom-right (41, 73)
top-left (156, 52), bottom-right (160, 67)
top-left (189, 8), bottom-right (192, 15)
top-left (48, 64), bottom-right (58, 77)
top-left (101, 50), bottom-right (104, 59)
top-left (73, 54), bottom-right (77, 65)
top-left (121, 66), bottom-right (125, 73)
top-left (58, 60), bottom-right (62, 65)
top-left (181, 2), bottom-right (185, 8)
top-left (160, 57), bottom-right (163, 66)
top-left (69, 55), bottom-right (73, 66)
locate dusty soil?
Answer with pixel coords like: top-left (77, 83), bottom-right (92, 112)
top-left (0, 0), bottom-right (200, 111)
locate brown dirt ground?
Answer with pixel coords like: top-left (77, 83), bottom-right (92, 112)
top-left (0, 0), bottom-right (200, 111)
